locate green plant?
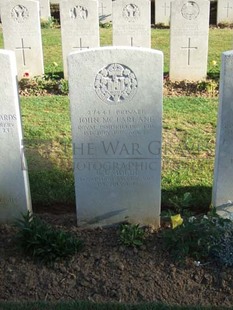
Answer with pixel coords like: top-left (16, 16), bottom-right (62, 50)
top-left (168, 192), bottom-right (193, 215)
top-left (161, 212), bottom-right (230, 261)
top-left (99, 22), bottom-right (112, 28)
top-left (59, 79), bottom-right (69, 95)
top-left (41, 17), bottom-right (57, 29)
top-left (119, 223), bottom-right (145, 247)
top-left (15, 212), bottom-right (83, 264)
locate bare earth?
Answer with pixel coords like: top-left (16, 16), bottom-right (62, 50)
top-left (0, 212), bottom-right (233, 307)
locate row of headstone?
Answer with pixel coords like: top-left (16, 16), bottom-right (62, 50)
top-left (1, 46), bottom-right (233, 225)
top-left (155, 0), bottom-right (233, 26)
top-left (0, 0), bottom-right (211, 82)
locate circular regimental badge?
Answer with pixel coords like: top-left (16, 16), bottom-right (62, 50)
top-left (70, 6), bottom-right (88, 19)
top-left (181, 1), bottom-right (200, 20)
top-left (94, 63), bottom-right (138, 104)
top-left (123, 4), bottom-right (140, 22)
top-left (11, 5), bottom-right (29, 23)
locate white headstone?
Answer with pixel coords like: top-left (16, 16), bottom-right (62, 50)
top-left (60, 0), bottom-right (100, 78)
top-left (68, 47), bottom-right (163, 228)
top-left (217, 0), bottom-right (233, 24)
top-left (38, 0), bottom-right (51, 20)
top-left (112, 0), bottom-right (151, 48)
top-left (1, 0), bottom-right (44, 80)
top-left (169, 0), bottom-right (210, 81)
top-left (0, 49), bottom-right (32, 223)
top-left (99, 0), bottom-right (112, 23)
top-left (155, 0), bottom-right (172, 25)
top-left (212, 51), bottom-right (233, 221)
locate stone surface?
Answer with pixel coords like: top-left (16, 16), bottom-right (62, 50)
top-left (169, 0), bottom-right (210, 81)
top-left (60, 0), bottom-right (100, 78)
top-left (212, 51), bottom-right (233, 221)
top-left (112, 0), bottom-right (151, 48)
top-left (0, 49), bottom-right (31, 223)
top-left (155, 0), bottom-right (172, 25)
top-left (68, 47), bottom-right (163, 228)
top-left (99, 0), bottom-right (112, 23)
top-left (1, 0), bottom-right (44, 79)
top-left (38, 0), bottom-right (51, 20)
top-left (217, 0), bottom-right (233, 24)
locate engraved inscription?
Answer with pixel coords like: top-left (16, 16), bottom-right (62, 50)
top-left (70, 6), bottom-right (88, 19)
top-left (181, 1), bottom-right (199, 20)
top-left (11, 5), bottom-right (29, 23)
top-left (0, 114), bottom-right (16, 134)
top-left (94, 64), bottom-right (138, 104)
top-left (123, 4), bottom-right (140, 22)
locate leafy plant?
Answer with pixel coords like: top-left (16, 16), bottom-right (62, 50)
top-left (15, 212), bottom-right (83, 264)
top-left (119, 223), bottom-right (145, 247)
top-left (161, 211), bottom-right (230, 261)
top-left (41, 17), bottom-right (57, 29)
top-left (99, 22), bottom-right (112, 28)
top-left (168, 192), bottom-right (193, 214)
top-left (59, 79), bottom-right (69, 95)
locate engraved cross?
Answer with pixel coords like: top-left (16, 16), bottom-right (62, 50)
top-left (99, 2), bottom-right (106, 15)
top-left (162, 2), bottom-right (170, 16)
top-left (15, 38), bottom-right (31, 66)
top-left (181, 37), bottom-right (197, 66)
top-left (73, 38), bottom-right (89, 50)
top-left (224, 2), bottom-right (232, 17)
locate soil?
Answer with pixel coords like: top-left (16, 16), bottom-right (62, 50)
top-left (0, 210), bottom-right (233, 307)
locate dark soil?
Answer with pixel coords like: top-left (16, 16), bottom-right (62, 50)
top-left (0, 211), bottom-right (233, 307)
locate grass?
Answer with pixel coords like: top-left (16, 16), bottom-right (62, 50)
top-left (0, 301), bottom-right (227, 310)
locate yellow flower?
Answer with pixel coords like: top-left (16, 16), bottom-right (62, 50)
top-left (171, 214), bottom-right (183, 229)
top-left (211, 60), bottom-right (217, 67)
top-left (53, 62), bottom-right (58, 67)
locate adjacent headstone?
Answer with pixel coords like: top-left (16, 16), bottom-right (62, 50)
top-left (217, 0), bottom-right (233, 24)
top-left (68, 47), bottom-right (163, 228)
top-left (169, 0), bottom-right (210, 81)
top-left (1, 0), bottom-right (44, 79)
top-left (155, 0), bottom-right (172, 25)
top-left (99, 0), bottom-right (112, 23)
top-left (60, 0), bottom-right (100, 78)
top-left (112, 0), bottom-right (151, 48)
top-left (212, 51), bottom-right (233, 220)
top-left (0, 49), bottom-right (32, 223)
top-left (38, 0), bottom-right (51, 20)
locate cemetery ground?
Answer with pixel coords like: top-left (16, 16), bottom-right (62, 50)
top-left (0, 27), bottom-right (233, 308)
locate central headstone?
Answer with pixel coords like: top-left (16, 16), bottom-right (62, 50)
top-left (60, 0), bottom-right (100, 78)
top-left (0, 50), bottom-right (32, 223)
top-left (1, 0), bottom-right (44, 79)
top-left (68, 47), bottom-right (163, 227)
top-left (112, 0), bottom-right (151, 48)
top-left (212, 51), bottom-right (233, 220)
top-left (169, 0), bottom-right (210, 81)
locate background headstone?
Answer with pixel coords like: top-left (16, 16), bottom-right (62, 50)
top-left (37, 0), bottom-right (51, 20)
top-left (1, 0), bottom-right (44, 79)
top-left (155, 0), bottom-right (172, 25)
top-left (60, 0), bottom-right (100, 78)
top-left (0, 49), bottom-right (32, 223)
top-left (68, 47), bottom-right (163, 228)
top-left (169, 0), bottom-right (210, 81)
top-left (112, 0), bottom-right (151, 48)
top-left (212, 50), bottom-right (233, 220)
top-left (99, 0), bottom-right (112, 23)
top-left (217, 0), bottom-right (233, 24)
